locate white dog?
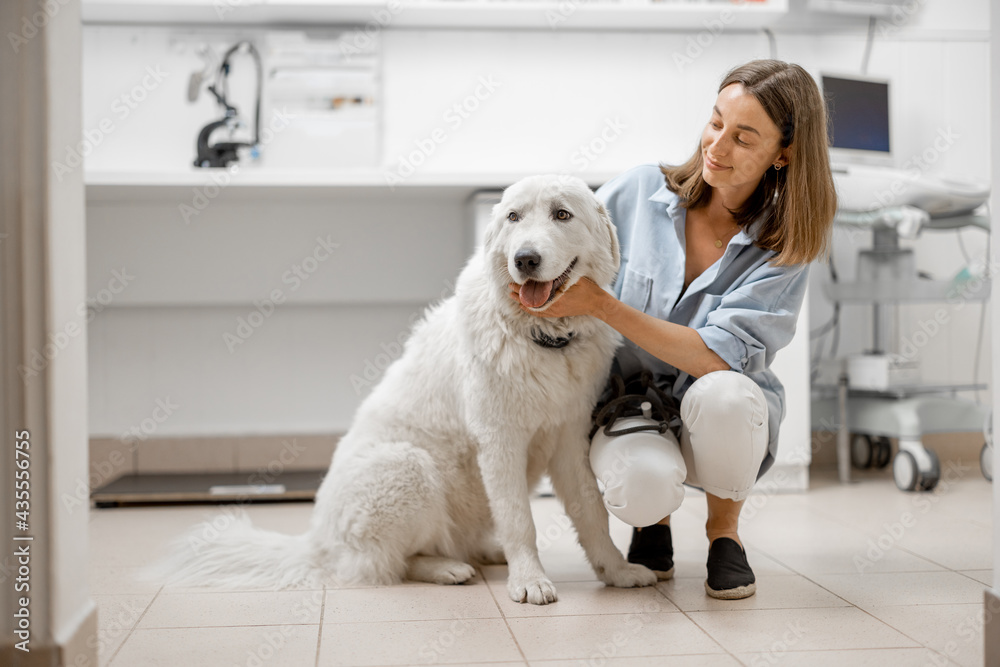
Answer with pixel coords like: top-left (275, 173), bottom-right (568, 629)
top-left (154, 174), bottom-right (656, 604)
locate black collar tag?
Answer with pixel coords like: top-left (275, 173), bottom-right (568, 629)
top-left (531, 328), bottom-right (575, 349)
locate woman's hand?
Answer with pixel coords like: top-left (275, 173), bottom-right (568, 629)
top-left (508, 277), bottom-right (612, 319)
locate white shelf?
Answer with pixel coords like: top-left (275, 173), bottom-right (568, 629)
top-left (85, 168), bottom-right (584, 187)
top-left (84, 168), bottom-right (619, 200)
top-left (82, 0), bottom-right (788, 30)
top-left (824, 279), bottom-right (991, 304)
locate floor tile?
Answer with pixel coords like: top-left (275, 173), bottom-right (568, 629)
top-left (506, 612), bottom-right (725, 661)
top-left (323, 580), bottom-right (501, 623)
top-left (530, 657), bottom-right (741, 667)
top-left (686, 607), bottom-right (917, 653)
top-left (158, 580), bottom-right (324, 594)
top-left (894, 525), bottom-right (994, 571)
top-left (736, 647), bottom-right (959, 666)
top-left (92, 594), bottom-right (156, 666)
top-left (139, 589), bottom-right (324, 628)
top-left (90, 565), bottom-right (162, 595)
top-left (486, 579), bottom-right (677, 617)
top-left (959, 569), bottom-right (992, 586)
top-left (866, 603), bottom-right (986, 667)
top-left (801, 477), bottom-right (960, 530)
top-left (90, 503), bottom-right (313, 570)
top-left (537, 557), bottom-right (604, 583)
top-left (758, 542), bottom-right (947, 576)
top-left (482, 552), bottom-right (601, 585)
top-left (110, 624), bottom-right (319, 667)
top-left (874, 512), bottom-right (991, 568)
top-left (318, 618), bottom-right (522, 665)
top-left (810, 571), bottom-right (988, 610)
top-left (656, 574), bottom-right (850, 612)
top-left (740, 508), bottom-right (872, 551)
top-left (88, 459), bottom-right (995, 666)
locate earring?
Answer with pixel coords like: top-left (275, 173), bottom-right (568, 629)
top-left (774, 163), bottom-right (783, 171)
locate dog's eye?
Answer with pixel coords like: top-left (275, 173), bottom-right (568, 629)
top-left (555, 209), bottom-right (572, 221)
top-left (507, 211), bottom-right (519, 222)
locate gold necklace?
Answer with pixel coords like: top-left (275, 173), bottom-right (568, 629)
top-left (712, 223), bottom-right (738, 248)
top-left (693, 209), bottom-right (738, 248)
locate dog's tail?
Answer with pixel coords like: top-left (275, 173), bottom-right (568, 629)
top-left (144, 510), bottom-right (323, 589)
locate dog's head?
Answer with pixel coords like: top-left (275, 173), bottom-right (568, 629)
top-left (485, 174), bottom-right (621, 312)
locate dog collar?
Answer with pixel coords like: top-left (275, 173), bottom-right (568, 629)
top-left (530, 328), bottom-right (576, 349)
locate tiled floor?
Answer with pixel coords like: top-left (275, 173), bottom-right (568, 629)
top-left (89, 464), bottom-right (994, 666)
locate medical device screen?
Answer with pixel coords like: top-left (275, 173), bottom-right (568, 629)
top-left (822, 75), bottom-right (891, 155)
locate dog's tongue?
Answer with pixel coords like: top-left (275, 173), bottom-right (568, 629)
top-left (519, 280), bottom-right (553, 308)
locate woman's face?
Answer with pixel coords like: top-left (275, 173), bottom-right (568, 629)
top-left (700, 83), bottom-right (789, 205)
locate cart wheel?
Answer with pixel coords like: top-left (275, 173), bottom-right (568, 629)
top-left (982, 443), bottom-right (994, 482)
top-left (917, 449), bottom-right (941, 491)
top-left (893, 450), bottom-right (920, 492)
top-left (851, 434), bottom-right (874, 469)
top-left (872, 437), bottom-right (892, 469)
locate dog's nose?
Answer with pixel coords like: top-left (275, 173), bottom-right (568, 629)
top-left (514, 249), bottom-right (541, 275)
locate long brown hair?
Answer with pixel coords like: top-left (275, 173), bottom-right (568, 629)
top-left (661, 60), bottom-right (837, 266)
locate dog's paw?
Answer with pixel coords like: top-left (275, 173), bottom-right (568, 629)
top-left (407, 556), bottom-right (476, 585)
top-left (432, 562), bottom-right (477, 585)
top-left (508, 576), bottom-right (558, 605)
top-left (600, 562), bottom-right (658, 588)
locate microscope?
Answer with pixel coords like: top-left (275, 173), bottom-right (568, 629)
top-left (189, 40), bottom-right (262, 169)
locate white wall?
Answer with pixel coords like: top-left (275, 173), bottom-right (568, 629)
top-left (763, 290), bottom-right (813, 489)
top-left (83, 1), bottom-right (991, 447)
top-left (379, 30), bottom-right (768, 176)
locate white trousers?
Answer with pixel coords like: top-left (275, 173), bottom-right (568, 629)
top-left (589, 370), bottom-right (769, 528)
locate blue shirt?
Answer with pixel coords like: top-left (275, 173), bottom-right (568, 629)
top-left (596, 164), bottom-right (810, 475)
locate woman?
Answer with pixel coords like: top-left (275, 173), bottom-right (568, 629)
top-left (514, 60), bottom-right (836, 599)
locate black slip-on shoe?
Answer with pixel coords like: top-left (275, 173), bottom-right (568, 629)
top-left (627, 524), bottom-right (674, 580)
top-left (705, 537), bottom-right (756, 599)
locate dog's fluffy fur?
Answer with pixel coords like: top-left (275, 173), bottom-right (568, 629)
top-left (151, 174), bottom-right (656, 604)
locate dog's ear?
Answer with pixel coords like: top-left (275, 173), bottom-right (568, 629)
top-left (483, 200), bottom-right (504, 250)
top-left (596, 201), bottom-right (621, 271)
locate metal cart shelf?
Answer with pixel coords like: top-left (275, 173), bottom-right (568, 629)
top-left (812, 209), bottom-right (992, 491)
top-left (812, 381), bottom-right (990, 490)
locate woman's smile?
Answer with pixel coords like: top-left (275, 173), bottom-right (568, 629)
top-left (704, 154), bottom-right (730, 171)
